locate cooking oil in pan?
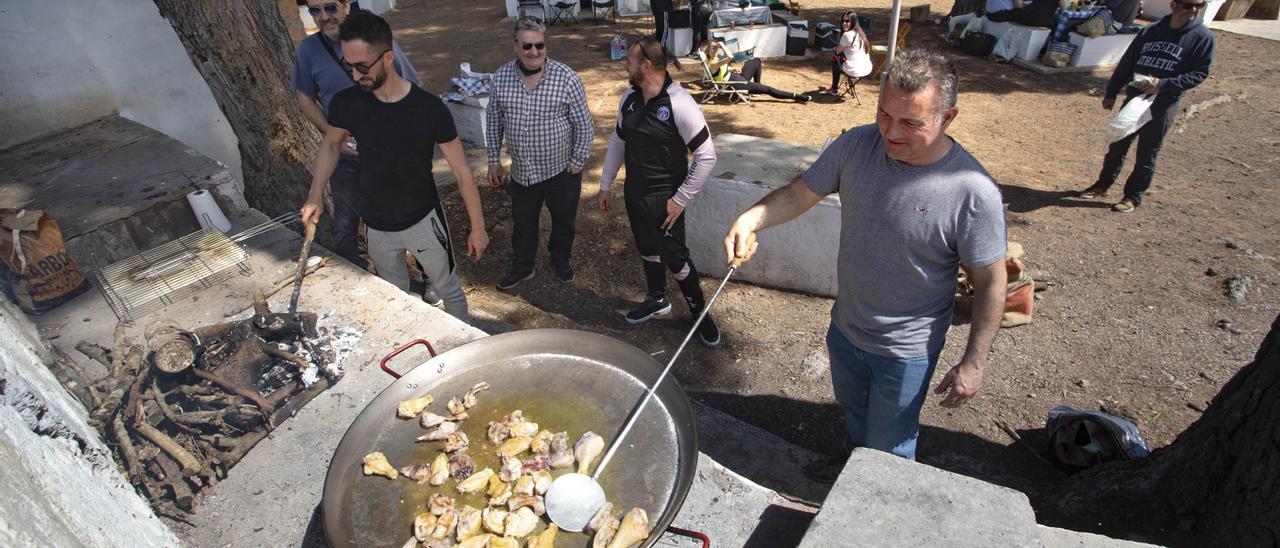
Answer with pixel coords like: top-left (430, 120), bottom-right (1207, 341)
top-left (396, 391), bottom-right (613, 544)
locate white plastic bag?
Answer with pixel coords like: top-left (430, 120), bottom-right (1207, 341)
top-left (992, 28), bottom-right (1026, 61)
top-left (1104, 94), bottom-right (1154, 144)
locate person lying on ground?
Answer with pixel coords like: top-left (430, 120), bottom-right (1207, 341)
top-left (702, 41), bottom-right (811, 103)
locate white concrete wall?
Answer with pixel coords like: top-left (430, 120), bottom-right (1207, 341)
top-left (0, 0), bottom-right (242, 184)
top-left (685, 134), bottom-right (841, 297)
top-left (0, 299), bottom-right (178, 547)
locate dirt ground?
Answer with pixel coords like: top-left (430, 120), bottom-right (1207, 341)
top-left (384, 1), bottom-right (1279, 540)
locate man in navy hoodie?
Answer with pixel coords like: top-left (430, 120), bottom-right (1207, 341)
top-left (1078, 0), bottom-right (1215, 213)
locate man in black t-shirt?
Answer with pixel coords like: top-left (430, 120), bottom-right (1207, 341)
top-left (301, 11), bottom-right (489, 323)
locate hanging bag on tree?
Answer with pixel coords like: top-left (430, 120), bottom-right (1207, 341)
top-left (0, 209), bottom-right (90, 314)
top-left (1104, 94), bottom-right (1154, 144)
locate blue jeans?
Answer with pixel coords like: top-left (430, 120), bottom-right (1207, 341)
top-left (827, 323), bottom-right (939, 460)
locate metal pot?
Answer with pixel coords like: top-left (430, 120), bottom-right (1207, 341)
top-left (322, 329), bottom-right (698, 547)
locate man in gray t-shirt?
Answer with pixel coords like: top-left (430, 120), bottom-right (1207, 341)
top-left (725, 50), bottom-right (1007, 479)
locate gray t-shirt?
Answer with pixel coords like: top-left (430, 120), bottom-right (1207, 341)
top-left (803, 124), bottom-right (1006, 358)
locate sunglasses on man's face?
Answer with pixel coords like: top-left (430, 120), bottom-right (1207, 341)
top-left (1176, 1), bottom-right (1205, 8)
top-left (342, 50), bottom-right (388, 75)
top-left (519, 42), bottom-right (546, 51)
top-left (307, 3), bottom-right (340, 16)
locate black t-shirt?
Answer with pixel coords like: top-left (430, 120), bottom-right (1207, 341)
top-left (327, 85), bottom-right (458, 231)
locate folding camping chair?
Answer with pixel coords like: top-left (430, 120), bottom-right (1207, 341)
top-left (518, 0), bottom-right (547, 22)
top-left (837, 72), bottom-right (863, 105)
top-left (696, 50), bottom-right (751, 104)
top-left (549, 1), bottom-right (578, 25)
top-left (592, 0), bottom-right (618, 24)
top-left (869, 22), bottom-right (911, 79)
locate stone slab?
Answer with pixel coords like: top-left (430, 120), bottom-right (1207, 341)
top-left (0, 116), bottom-right (241, 252)
top-left (686, 133), bottom-right (839, 297)
top-left (1038, 524), bottom-right (1162, 547)
top-left (984, 19), bottom-right (1052, 61)
top-left (800, 448), bottom-right (1042, 548)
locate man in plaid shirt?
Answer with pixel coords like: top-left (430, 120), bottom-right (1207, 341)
top-left (486, 17), bottom-right (595, 289)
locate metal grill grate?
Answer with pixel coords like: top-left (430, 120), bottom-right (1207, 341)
top-left (92, 213), bottom-right (298, 323)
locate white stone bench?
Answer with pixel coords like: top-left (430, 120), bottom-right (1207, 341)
top-left (444, 95), bottom-right (490, 149)
top-left (1068, 31), bottom-right (1136, 67)
top-left (708, 24), bottom-right (789, 59)
top-left (983, 19), bottom-right (1052, 61)
top-left (685, 134), bottom-right (839, 297)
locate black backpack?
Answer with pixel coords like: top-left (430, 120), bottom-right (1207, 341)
top-left (961, 32), bottom-right (998, 57)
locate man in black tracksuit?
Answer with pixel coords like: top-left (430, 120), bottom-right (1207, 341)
top-left (598, 36), bottom-right (721, 347)
top-left (1078, 0), bottom-right (1216, 213)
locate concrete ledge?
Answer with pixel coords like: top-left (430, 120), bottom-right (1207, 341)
top-left (686, 133), bottom-right (838, 297)
top-left (800, 448), bottom-right (1042, 547)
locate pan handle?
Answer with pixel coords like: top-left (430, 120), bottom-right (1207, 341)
top-left (666, 526), bottom-right (710, 547)
top-left (379, 339), bottom-right (438, 379)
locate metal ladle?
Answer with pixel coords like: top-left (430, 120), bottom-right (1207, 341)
top-left (545, 260), bottom-right (743, 532)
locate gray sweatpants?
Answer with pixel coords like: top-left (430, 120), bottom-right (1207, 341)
top-left (366, 208), bottom-right (470, 323)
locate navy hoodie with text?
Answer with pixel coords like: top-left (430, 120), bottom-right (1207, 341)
top-left (1106, 14), bottom-right (1216, 108)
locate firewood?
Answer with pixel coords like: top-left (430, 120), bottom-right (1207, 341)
top-left (191, 367), bottom-right (276, 418)
top-left (75, 341), bottom-right (112, 369)
top-left (112, 414), bottom-right (161, 502)
top-left (258, 341), bottom-right (312, 371)
top-left (134, 399), bottom-right (202, 477)
top-left (253, 291), bottom-right (272, 316)
top-left (149, 452), bottom-right (195, 511)
top-left (252, 311), bottom-right (317, 340)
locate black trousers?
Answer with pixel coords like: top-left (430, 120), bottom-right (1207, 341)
top-left (1094, 97), bottom-right (1178, 206)
top-left (624, 187), bottom-right (706, 308)
top-left (728, 59), bottom-right (797, 100)
top-left (508, 169), bottom-right (582, 273)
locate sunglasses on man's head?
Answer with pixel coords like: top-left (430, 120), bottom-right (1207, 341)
top-left (520, 42), bottom-right (546, 51)
top-left (1176, 1), bottom-right (1205, 8)
top-left (307, 3), bottom-right (340, 16)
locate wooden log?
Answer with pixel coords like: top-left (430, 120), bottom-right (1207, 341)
top-left (145, 319), bottom-right (197, 374)
top-left (149, 452), bottom-right (196, 511)
top-left (134, 399), bottom-right (202, 476)
top-left (192, 367), bottom-right (277, 418)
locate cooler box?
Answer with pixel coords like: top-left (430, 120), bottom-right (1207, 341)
top-left (786, 21), bottom-right (808, 55)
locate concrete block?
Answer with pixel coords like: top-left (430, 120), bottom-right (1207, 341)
top-left (1, 298), bottom-right (178, 547)
top-left (983, 19), bottom-right (1052, 61)
top-left (445, 95), bottom-right (490, 150)
top-left (1068, 32), bottom-right (1136, 67)
top-left (708, 24), bottom-right (789, 59)
top-left (686, 134), bottom-right (838, 297)
top-left (1037, 524), bottom-right (1161, 547)
top-left (800, 448), bottom-right (1042, 547)
top-left (671, 26), bottom-right (694, 57)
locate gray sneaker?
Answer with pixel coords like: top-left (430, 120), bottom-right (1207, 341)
top-left (422, 286), bottom-right (444, 307)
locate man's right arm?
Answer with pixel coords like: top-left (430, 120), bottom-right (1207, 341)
top-left (1104, 30), bottom-right (1145, 105)
top-left (301, 126), bottom-right (348, 224)
top-left (484, 81), bottom-right (506, 189)
top-left (723, 176), bottom-right (825, 264)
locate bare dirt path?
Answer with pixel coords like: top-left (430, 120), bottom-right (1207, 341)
top-left (386, 0), bottom-right (1280, 538)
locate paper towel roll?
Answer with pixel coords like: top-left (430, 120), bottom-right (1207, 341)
top-left (187, 189), bottom-right (231, 233)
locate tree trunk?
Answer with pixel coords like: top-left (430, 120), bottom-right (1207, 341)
top-left (1037, 313), bottom-right (1280, 546)
top-left (152, 0), bottom-right (325, 242)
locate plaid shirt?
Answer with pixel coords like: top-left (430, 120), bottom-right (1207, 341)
top-left (486, 59), bottom-right (594, 186)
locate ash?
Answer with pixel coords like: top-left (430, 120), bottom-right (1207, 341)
top-left (256, 312), bottom-right (361, 394)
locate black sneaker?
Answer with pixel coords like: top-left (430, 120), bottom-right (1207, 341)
top-left (696, 314), bottom-right (721, 347)
top-left (422, 286), bottom-right (444, 307)
top-left (555, 263), bottom-right (575, 284)
top-left (497, 270), bottom-right (534, 290)
top-left (803, 454), bottom-right (848, 484)
top-left (625, 297), bottom-right (672, 325)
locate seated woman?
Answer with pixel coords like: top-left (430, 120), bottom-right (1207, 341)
top-left (826, 10), bottom-right (872, 94)
top-left (703, 41), bottom-right (811, 103)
